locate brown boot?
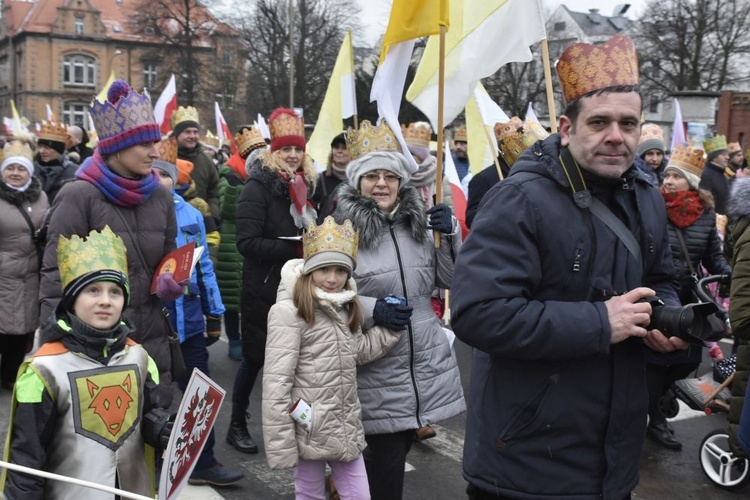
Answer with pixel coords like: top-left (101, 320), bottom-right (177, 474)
top-left (326, 474), bottom-right (340, 500)
top-left (415, 425), bottom-right (437, 441)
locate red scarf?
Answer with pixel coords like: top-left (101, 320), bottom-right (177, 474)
top-left (661, 189), bottom-right (704, 229)
top-left (280, 170), bottom-right (316, 228)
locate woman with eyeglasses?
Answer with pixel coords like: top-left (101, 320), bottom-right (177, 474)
top-left (332, 121), bottom-right (465, 500)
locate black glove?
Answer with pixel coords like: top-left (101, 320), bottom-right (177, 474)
top-left (373, 297), bottom-right (413, 331)
top-left (427, 203), bottom-right (454, 234)
top-left (142, 408), bottom-right (174, 449)
top-left (206, 315), bottom-right (222, 346)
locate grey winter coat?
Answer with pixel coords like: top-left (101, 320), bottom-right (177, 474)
top-left (262, 259), bottom-right (400, 469)
top-left (333, 183), bottom-right (465, 435)
top-left (0, 178), bottom-right (48, 335)
top-left (38, 178), bottom-right (177, 406)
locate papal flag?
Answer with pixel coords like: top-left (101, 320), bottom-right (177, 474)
top-left (96, 70), bottom-right (117, 103)
top-left (407, 0), bottom-right (545, 129)
top-left (370, 0), bottom-right (449, 172)
top-left (308, 31), bottom-right (357, 167)
top-left (466, 84), bottom-right (509, 175)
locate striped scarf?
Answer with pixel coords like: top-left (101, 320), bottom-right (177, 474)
top-left (76, 150), bottom-right (159, 207)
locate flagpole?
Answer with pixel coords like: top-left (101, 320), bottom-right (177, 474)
top-left (482, 124), bottom-right (504, 180)
top-left (541, 39), bottom-right (557, 134)
top-left (434, 25), bottom-right (447, 249)
top-left (348, 29), bottom-right (358, 129)
top-left (289, 0), bottom-right (295, 108)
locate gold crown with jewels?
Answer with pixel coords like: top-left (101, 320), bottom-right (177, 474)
top-left (38, 121), bottom-right (69, 145)
top-left (453, 126), bottom-right (467, 142)
top-left (57, 226), bottom-right (129, 291)
top-left (235, 126), bottom-right (266, 157)
top-left (494, 117), bottom-right (549, 166)
top-left (0, 140), bottom-right (34, 163)
top-left (202, 130), bottom-right (220, 148)
top-left (303, 216), bottom-right (359, 263)
top-left (402, 122), bottom-right (431, 148)
top-left (345, 120), bottom-right (400, 161)
top-left (703, 135), bottom-right (728, 156)
top-left (668, 144), bottom-right (705, 178)
top-left (171, 106), bottom-right (200, 129)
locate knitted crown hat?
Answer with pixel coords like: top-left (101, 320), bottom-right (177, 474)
top-left (89, 80), bottom-right (161, 155)
top-left (269, 107), bottom-right (305, 152)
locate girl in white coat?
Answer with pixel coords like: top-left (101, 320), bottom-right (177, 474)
top-left (262, 216), bottom-right (402, 500)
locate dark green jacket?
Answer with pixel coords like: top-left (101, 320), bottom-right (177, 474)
top-left (728, 178), bottom-right (750, 457)
top-left (216, 165), bottom-right (244, 312)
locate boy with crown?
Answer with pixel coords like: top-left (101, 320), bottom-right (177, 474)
top-left (452, 35), bottom-right (683, 499)
top-left (2, 227), bottom-right (173, 499)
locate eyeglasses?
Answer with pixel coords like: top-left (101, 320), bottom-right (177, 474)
top-left (362, 172), bottom-right (401, 183)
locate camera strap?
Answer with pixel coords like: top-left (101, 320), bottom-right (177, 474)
top-left (558, 147), bottom-right (642, 272)
top-left (14, 203), bottom-right (43, 265)
top-left (674, 228), bottom-right (699, 283)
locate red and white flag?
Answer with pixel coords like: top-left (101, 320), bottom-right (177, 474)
top-left (444, 140), bottom-right (469, 238)
top-left (215, 102), bottom-right (238, 155)
top-left (46, 104), bottom-right (57, 123)
top-left (159, 369), bottom-right (226, 500)
top-left (154, 74), bottom-right (177, 136)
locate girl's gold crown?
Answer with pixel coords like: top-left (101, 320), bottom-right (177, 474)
top-left (303, 216), bottom-right (358, 263)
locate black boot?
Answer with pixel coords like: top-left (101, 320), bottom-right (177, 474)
top-left (647, 421), bottom-right (682, 450)
top-left (226, 407), bottom-right (258, 454)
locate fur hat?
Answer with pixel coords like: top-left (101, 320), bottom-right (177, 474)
top-left (346, 151), bottom-right (412, 189)
top-left (636, 123), bottom-right (665, 158)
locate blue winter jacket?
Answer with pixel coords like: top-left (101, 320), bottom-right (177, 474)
top-left (164, 192), bottom-right (225, 342)
top-left (452, 134), bottom-right (679, 500)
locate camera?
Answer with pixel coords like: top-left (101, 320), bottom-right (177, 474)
top-left (640, 296), bottom-right (723, 345)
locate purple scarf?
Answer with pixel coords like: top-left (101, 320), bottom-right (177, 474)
top-left (76, 150), bottom-right (159, 207)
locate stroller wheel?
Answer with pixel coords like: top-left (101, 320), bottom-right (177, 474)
top-left (659, 391), bottom-right (680, 419)
top-left (699, 430), bottom-right (750, 490)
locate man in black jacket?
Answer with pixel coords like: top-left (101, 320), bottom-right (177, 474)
top-left (452, 35), bottom-right (685, 500)
top-left (700, 135), bottom-right (732, 215)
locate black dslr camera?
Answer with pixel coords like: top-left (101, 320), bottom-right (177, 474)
top-left (640, 296), bottom-right (723, 345)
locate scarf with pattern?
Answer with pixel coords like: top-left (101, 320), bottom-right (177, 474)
top-left (661, 189), bottom-right (704, 229)
top-left (76, 150), bottom-right (159, 207)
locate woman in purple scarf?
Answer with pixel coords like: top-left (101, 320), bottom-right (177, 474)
top-left (38, 80), bottom-right (181, 407)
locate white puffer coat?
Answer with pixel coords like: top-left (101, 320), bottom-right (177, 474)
top-left (262, 259), bottom-right (400, 470)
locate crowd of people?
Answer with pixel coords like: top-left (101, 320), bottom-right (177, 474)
top-left (0, 32), bottom-right (748, 500)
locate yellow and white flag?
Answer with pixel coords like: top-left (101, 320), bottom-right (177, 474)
top-left (466, 84), bottom-right (509, 174)
top-left (96, 70), bottom-right (116, 103)
top-left (308, 31), bottom-right (357, 167)
top-left (370, 0), bottom-right (449, 172)
top-left (407, 0), bottom-right (545, 129)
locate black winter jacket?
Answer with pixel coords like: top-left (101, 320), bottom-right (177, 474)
top-left (236, 163), bottom-right (304, 364)
top-left (700, 162), bottom-right (730, 215)
top-left (451, 135), bottom-right (678, 499)
top-left (465, 155), bottom-right (510, 229)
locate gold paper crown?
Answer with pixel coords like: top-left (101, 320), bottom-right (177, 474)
top-left (728, 141), bottom-right (742, 155)
top-left (303, 216), bottom-right (359, 263)
top-left (202, 130), bottom-right (220, 148)
top-left (667, 144), bottom-right (705, 178)
top-left (556, 35), bottom-right (639, 104)
top-left (454, 126), bottom-right (467, 142)
top-left (402, 122), bottom-right (431, 148)
top-left (704, 135), bottom-right (728, 155)
top-left (639, 123), bottom-right (664, 145)
top-left (57, 226), bottom-right (129, 292)
top-left (156, 137), bottom-right (178, 164)
top-left (235, 126), bottom-right (266, 156)
top-left (38, 120), bottom-right (69, 145)
top-left (269, 111), bottom-right (305, 141)
top-left (345, 120), bottom-right (400, 161)
top-left (494, 117), bottom-right (549, 167)
top-left (171, 106), bottom-right (200, 128)
top-left (0, 140), bottom-right (34, 164)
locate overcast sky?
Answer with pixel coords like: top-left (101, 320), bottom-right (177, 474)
top-left (355, 0), bottom-right (648, 46)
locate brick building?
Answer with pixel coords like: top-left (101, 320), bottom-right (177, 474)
top-left (716, 91), bottom-right (750, 148)
top-left (0, 0), bottom-right (244, 131)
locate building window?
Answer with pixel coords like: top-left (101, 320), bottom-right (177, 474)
top-left (554, 22), bottom-right (566, 31)
top-left (63, 101), bottom-right (88, 128)
top-left (63, 54), bottom-right (96, 87)
top-left (74, 17), bottom-right (84, 35)
top-left (222, 51), bottom-right (233, 66)
top-left (649, 96), bottom-right (659, 114)
top-left (143, 63), bottom-right (157, 89)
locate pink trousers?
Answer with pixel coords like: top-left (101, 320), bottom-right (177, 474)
top-left (294, 454), bottom-right (370, 500)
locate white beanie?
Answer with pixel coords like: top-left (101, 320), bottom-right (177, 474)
top-left (1, 156), bottom-right (35, 191)
top-left (346, 151), bottom-right (412, 189)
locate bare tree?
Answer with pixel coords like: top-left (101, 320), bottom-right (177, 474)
top-left (483, 58), bottom-right (549, 120)
top-left (232, 0), bottom-right (359, 120)
top-left (636, 0), bottom-right (750, 98)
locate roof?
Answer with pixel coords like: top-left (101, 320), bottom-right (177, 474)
top-left (562, 6), bottom-right (632, 38)
top-left (2, 0), bottom-right (235, 45)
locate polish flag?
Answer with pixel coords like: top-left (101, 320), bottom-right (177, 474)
top-left (215, 102), bottom-right (238, 155)
top-left (444, 140), bottom-right (469, 239)
top-left (154, 74), bottom-right (177, 136)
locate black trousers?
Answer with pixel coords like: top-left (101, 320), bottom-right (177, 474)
top-left (646, 362), bottom-right (699, 424)
top-left (467, 483), bottom-right (632, 500)
top-left (0, 333), bottom-right (31, 385)
top-left (363, 430), bottom-right (415, 500)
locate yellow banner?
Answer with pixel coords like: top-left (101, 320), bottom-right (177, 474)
top-left (379, 0), bottom-right (449, 64)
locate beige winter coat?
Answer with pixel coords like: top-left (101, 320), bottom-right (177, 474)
top-left (262, 259), bottom-right (400, 470)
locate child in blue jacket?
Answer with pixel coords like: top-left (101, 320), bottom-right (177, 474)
top-left (153, 158), bottom-right (243, 487)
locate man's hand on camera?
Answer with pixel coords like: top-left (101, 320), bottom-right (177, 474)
top-left (643, 329), bottom-right (690, 353)
top-left (605, 287), bottom-right (655, 344)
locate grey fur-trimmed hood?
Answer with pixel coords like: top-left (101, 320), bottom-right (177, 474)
top-left (729, 177), bottom-right (750, 219)
top-left (333, 182), bottom-right (427, 250)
